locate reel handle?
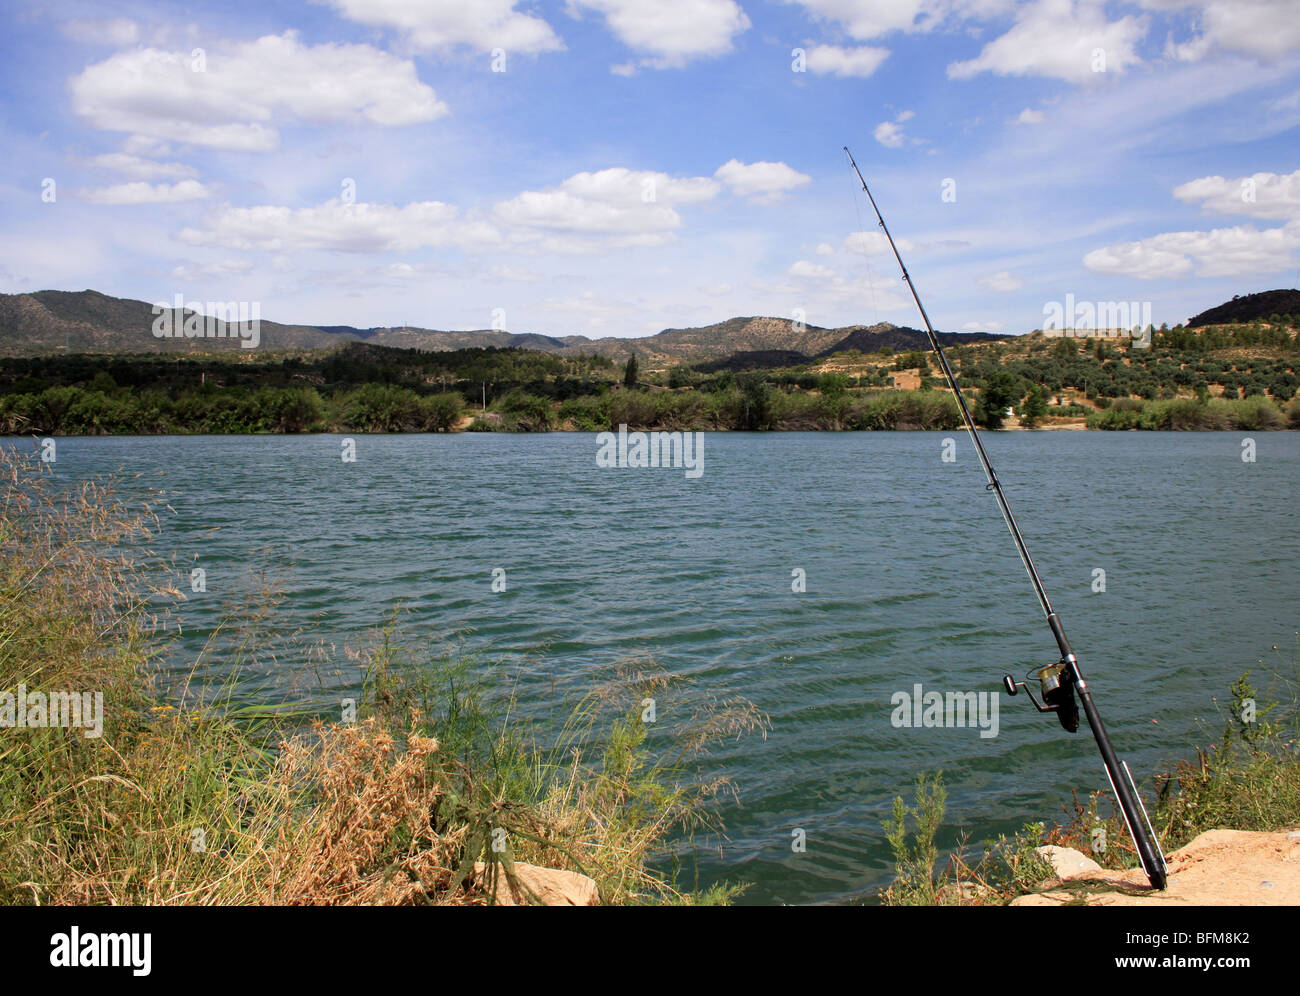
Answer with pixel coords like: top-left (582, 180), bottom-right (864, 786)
top-left (1003, 667), bottom-right (1080, 732)
top-left (1002, 674), bottom-right (1053, 713)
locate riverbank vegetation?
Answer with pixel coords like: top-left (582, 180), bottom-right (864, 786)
top-left (1, 320), bottom-right (1296, 435)
top-left (881, 654), bottom-right (1300, 905)
top-left (0, 452), bottom-right (765, 904)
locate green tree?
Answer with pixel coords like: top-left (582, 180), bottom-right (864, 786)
top-left (895, 349), bottom-right (928, 373)
top-left (623, 354), bottom-right (639, 389)
top-left (976, 370), bottom-right (1019, 429)
top-left (738, 372), bottom-right (772, 430)
top-left (1019, 385), bottom-right (1048, 428)
top-left (87, 371), bottom-right (118, 394)
top-left (819, 372), bottom-right (851, 397)
top-left (31, 387), bottom-right (80, 435)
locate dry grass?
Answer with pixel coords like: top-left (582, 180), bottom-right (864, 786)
top-left (0, 448), bottom-right (763, 905)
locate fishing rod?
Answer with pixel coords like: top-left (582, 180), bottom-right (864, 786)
top-left (844, 146), bottom-right (1167, 890)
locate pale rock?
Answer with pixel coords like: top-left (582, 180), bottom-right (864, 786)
top-left (1035, 845), bottom-right (1103, 880)
top-left (472, 861), bottom-right (600, 906)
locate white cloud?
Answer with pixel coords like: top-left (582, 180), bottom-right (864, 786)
top-left (568, 0), bottom-right (750, 68)
top-left (714, 160), bottom-right (811, 202)
top-left (873, 121), bottom-right (904, 147)
top-left (563, 168), bottom-right (720, 206)
top-left (70, 32), bottom-right (447, 152)
top-left (1013, 107), bottom-right (1046, 124)
top-left (962, 321), bottom-right (1004, 332)
top-left (172, 259), bottom-right (256, 280)
top-left (845, 230), bottom-right (915, 255)
top-left (384, 261), bottom-right (452, 281)
top-left (122, 135), bottom-right (174, 158)
top-left (785, 0), bottom-right (1008, 40)
top-left (77, 180), bottom-right (212, 204)
top-left (82, 153), bottom-right (198, 180)
top-left (533, 289), bottom-right (626, 330)
top-left (180, 199), bottom-right (480, 252)
top-left (1155, 1), bottom-right (1300, 63)
top-left (1083, 220), bottom-right (1300, 279)
top-left (492, 167), bottom-right (720, 251)
top-left (873, 109), bottom-right (916, 147)
top-left (179, 166), bottom-right (728, 259)
top-left (1163, 30), bottom-right (1211, 64)
top-left (815, 242), bottom-right (835, 255)
top-left (948, 0), bottom-right (1146, 83)
top-left (1086, 167), bottom-right (1300, 278)
top-left (319, 0), bottom-right (562, 54)
top-left (804, 44), bottom-right (890, 77)
top-left (1173, 170), bottom-right (1300, 221)
top-left (774, 255), bottom-right (908, 309)
top-left (489, 265), bottom-right (544, 282)
top-left (789, 259), bottom-right (836, 278)
top-left (60, 18), bottom-right (139, 46)
top-left (977, 270), bottom-right (1024, 292)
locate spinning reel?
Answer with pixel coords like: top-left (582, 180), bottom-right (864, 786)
top-left (1003, 663), bottom-right (1080, 733)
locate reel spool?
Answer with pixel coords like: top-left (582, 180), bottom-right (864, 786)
top-left (1002, 663), bottom-right (1080, 732)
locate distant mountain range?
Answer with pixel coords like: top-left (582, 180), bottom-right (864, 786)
top-left (0, 289), bottom-right (1010, 364)
top-left (4, 288), bottom-right (1292, 366)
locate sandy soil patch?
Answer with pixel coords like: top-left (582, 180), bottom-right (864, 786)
top-left (1012, 829), bottom-right (1300, 906)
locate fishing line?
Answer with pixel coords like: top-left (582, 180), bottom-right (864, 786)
top-left (843, 145), bottom-right (1168, 891)
top-left (848, 175), bottom-right (880, 327)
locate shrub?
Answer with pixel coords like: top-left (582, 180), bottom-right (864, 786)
top-left (261, 387), bottom-right (325, 433)
top-left (557, 395), bottom-right (611, 431)
top-left (342, 384), bottom-right (419, 432)
top-left (417, 392), bottom-right (464, 432)
top-left (607, 391), bottom-right (658, 430)
top-left (652, 391), bottom-right (707, 430)
top-left (1229, 396), bottom-right (1284, 431)
top-left (1288, 397), bottom-right (1300, 428)
top-left (1087, 406), bottom-right (1139, 430)
top-left (496, 390), bottom-right (554, 432)
top-left (882, 773), bottom-right (946, 906)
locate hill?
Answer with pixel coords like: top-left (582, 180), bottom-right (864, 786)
top-left (0, 289), bottom-right (1008, 364)
top-left (816, 325), bottom-right (1006, 356)
top-left (0, 290), bottom-right (355, 355)
top-left (1187, 289), bottom-right (1300, 327)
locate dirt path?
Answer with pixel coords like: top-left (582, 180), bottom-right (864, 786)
top-left (1012, 829), bottom-right (1300, 906)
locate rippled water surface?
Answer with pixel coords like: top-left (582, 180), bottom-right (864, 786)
top-left (20, 431), bottom-right (1298, 904)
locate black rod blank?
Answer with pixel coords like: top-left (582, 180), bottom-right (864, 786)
top-left (843, 146), bottom-right (1167, 889)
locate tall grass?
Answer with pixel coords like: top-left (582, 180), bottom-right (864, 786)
top-left (0, 450), bottom-right (764, 904)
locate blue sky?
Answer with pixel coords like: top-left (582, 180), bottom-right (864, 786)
top-left (2, 0), bottom-right (1298, 339)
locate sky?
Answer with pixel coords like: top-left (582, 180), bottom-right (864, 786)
top-left (1, 0), bottom-right (1298, 340)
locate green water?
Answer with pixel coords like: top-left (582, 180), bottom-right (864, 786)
top-left (18, 430), bottom-right (1298, 904)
